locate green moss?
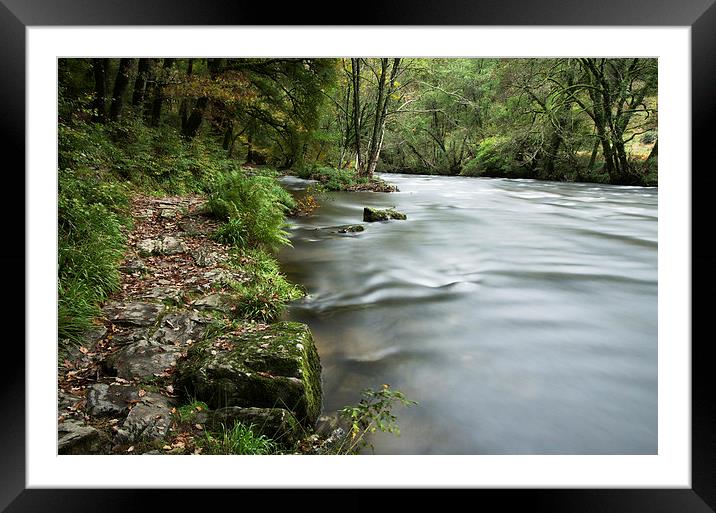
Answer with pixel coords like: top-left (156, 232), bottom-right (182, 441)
top-left (176, 322), bottom-right (322, 427)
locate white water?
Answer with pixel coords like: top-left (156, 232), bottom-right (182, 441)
top-left (279, 174), bottom-right (657, 454)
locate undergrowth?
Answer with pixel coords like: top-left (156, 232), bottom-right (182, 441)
top-left (199, 422), bottom-right (279, 455)
top-left (204, 169), bottom-right (296, 252)
top-left (227, 249), bottom-right (304, 322)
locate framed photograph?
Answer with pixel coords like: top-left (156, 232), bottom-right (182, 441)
top-left (5, 0), bottom-right (714, 510)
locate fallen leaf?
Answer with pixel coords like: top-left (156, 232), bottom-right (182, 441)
top-left (166, 385), bottom-right (174, 394)
top-left (127, 446), bottom-right (134, 453)
top-left (138, 389), bottom-right (146, 397)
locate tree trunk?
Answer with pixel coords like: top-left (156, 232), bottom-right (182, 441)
top-left (182, 96), bottom-right (208, 138)
top-left (351, 58), bottom-right (363, 174)
top-left (363, 58), bottom-right (401, 178)
top-left (179, 58), bottom-right (194, 132)
top-left (222, 121), bottom-right (233, 150)
top-left (587, 138), bottom-right (600, 171)
top-left (150, 58), bottom-right (174, 127)
top-left (109, 58), bottom-right (134, 122)
top-left (131, 58), bottom-right (152, 108)
top-left (91, 58), bottom-right (108, 123)
top-left (181, 59), bottom-right (221, 139)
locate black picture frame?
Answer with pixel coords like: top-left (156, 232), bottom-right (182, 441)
top-left (3, 0), bottom-right (713, 511)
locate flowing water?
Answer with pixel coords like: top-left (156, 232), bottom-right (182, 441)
top-left (278, 173), bottom-right (657, 454)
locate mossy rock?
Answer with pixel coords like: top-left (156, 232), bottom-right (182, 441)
top-left (176, 322), bottom-right (322, 427)
top-left (363, 207), bottom-right (407, 222)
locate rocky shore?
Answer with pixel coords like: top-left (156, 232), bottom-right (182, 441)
top-left (57, 194), bottom-right (325, 455)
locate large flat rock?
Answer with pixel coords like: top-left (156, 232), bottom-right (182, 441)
top-left (106, 339), bottom-right (181, 380)
top-left (177, 322), bottom-right (322, 427)
top-left (102, 301), bottom-right (165, 327)
top-left (86, 382), bottom-right (140, 417)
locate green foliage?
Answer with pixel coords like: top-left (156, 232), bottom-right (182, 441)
top-left (176, 400), bottom-right (209, 423)
top-left (227, 249), bottom-right (304, 322)
top-left (58, 168), bottom-right (129, 345)
top-left (296, 166), bottom-right (365, 191)
top-left (199, 422), bottom-right (279, 455)
top-left (461, 136), bottom-right (518, 177)
top-left (205, 169), bottom-right (295, 252)
top-left (335, 384), bottom-right (418, 454)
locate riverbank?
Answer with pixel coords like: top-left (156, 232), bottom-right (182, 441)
top-left (58, 191), bottom-right (332, 454)
top-left (58, 121), bottom-right (344, 455)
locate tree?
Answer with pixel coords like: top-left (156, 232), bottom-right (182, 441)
top-left (91, 58), bottom-right (108, 123)
top-left (150, 58), bottom-right (175, 127)
top-left (109, 58), bottom-right (134, 121)
top-left (131, 58), bottom-right (152, 108)
top-left (350, 58), bottom-right (403, 178)
top-left (575, 58), bottom-right (657, 184)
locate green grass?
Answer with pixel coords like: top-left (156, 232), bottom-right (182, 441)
top-left (199, 422), bottom-right (279, 455)
top-left (58, 167), bottom-right (130, 347)
top-left (177, 400), bottom-right (210, 423)
top-left (227, 249), bottom-right (304, 322)
top-left (204, 169), bottom-right (296, 252)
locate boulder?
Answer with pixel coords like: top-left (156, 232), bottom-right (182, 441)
top-left (202, 269), bottom-right (248, 288)
top-left (119, 258), bottom-right (147, 274)
top-left (136, 236), bottom-right (187, 257)
top-left (363, 207), bottom-right (407, 222)
top-left (192, 293), bottom-right (235, 314)
top-left (58, 419), bottom-right (104, 454)
top-left (160, 236), bottom-right (187, 255)
top-left (106, 339), bottom-right (181, 379)
top-left (141, 286), bottom-right (183, 304)
top-left (191, 248), bottom-right (221, 267)
top-left (160, 208), bottom-right (178, 219)
top-left (336, 224), bottom-right (365, 233)
top-left (102, 301), bottom-right (165, 327)
top-left (207, 407), bottom-right (303, 448)
top-left (86, 383), bottom-right (140, 417)
top-left (115, 392), bottom-right (174, 443)
top-left (177, 322), bottom-right (322, 427)
top-left (150, 311), bottom-right (208, 347)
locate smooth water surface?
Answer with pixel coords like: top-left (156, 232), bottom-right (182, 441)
top-left (278, 173), bottom-right (657, 454)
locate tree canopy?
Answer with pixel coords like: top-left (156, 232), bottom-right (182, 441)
top-left (59, 57), bottom-right (658, 186)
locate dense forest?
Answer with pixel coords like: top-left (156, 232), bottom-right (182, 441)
top-left (60, 58), bottom-right (657, 186)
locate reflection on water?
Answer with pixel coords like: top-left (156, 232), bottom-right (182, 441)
top-left (278, 174), bottom-right (657, 454)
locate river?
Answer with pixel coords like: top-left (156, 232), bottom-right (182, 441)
top-left (278, 173), bottom-right (657, 454)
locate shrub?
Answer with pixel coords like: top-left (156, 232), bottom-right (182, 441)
top-left (228, 249), bottom-right (303, 322)
top-left (297, 166), bottom-right (365, 191)
top-left (461, 136), bottom-right (517, 177)
top-left (204, 169), bottom-right (295, 252)
top-left (199, 422), bottom-right (279, 455)
top-left (333, 384), bottom-right (418, 454)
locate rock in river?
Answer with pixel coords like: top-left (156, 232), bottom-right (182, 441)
top-left (363, 207), bottom-right (407, 222)
top-left (177, 322), bottom-right (322, 427)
